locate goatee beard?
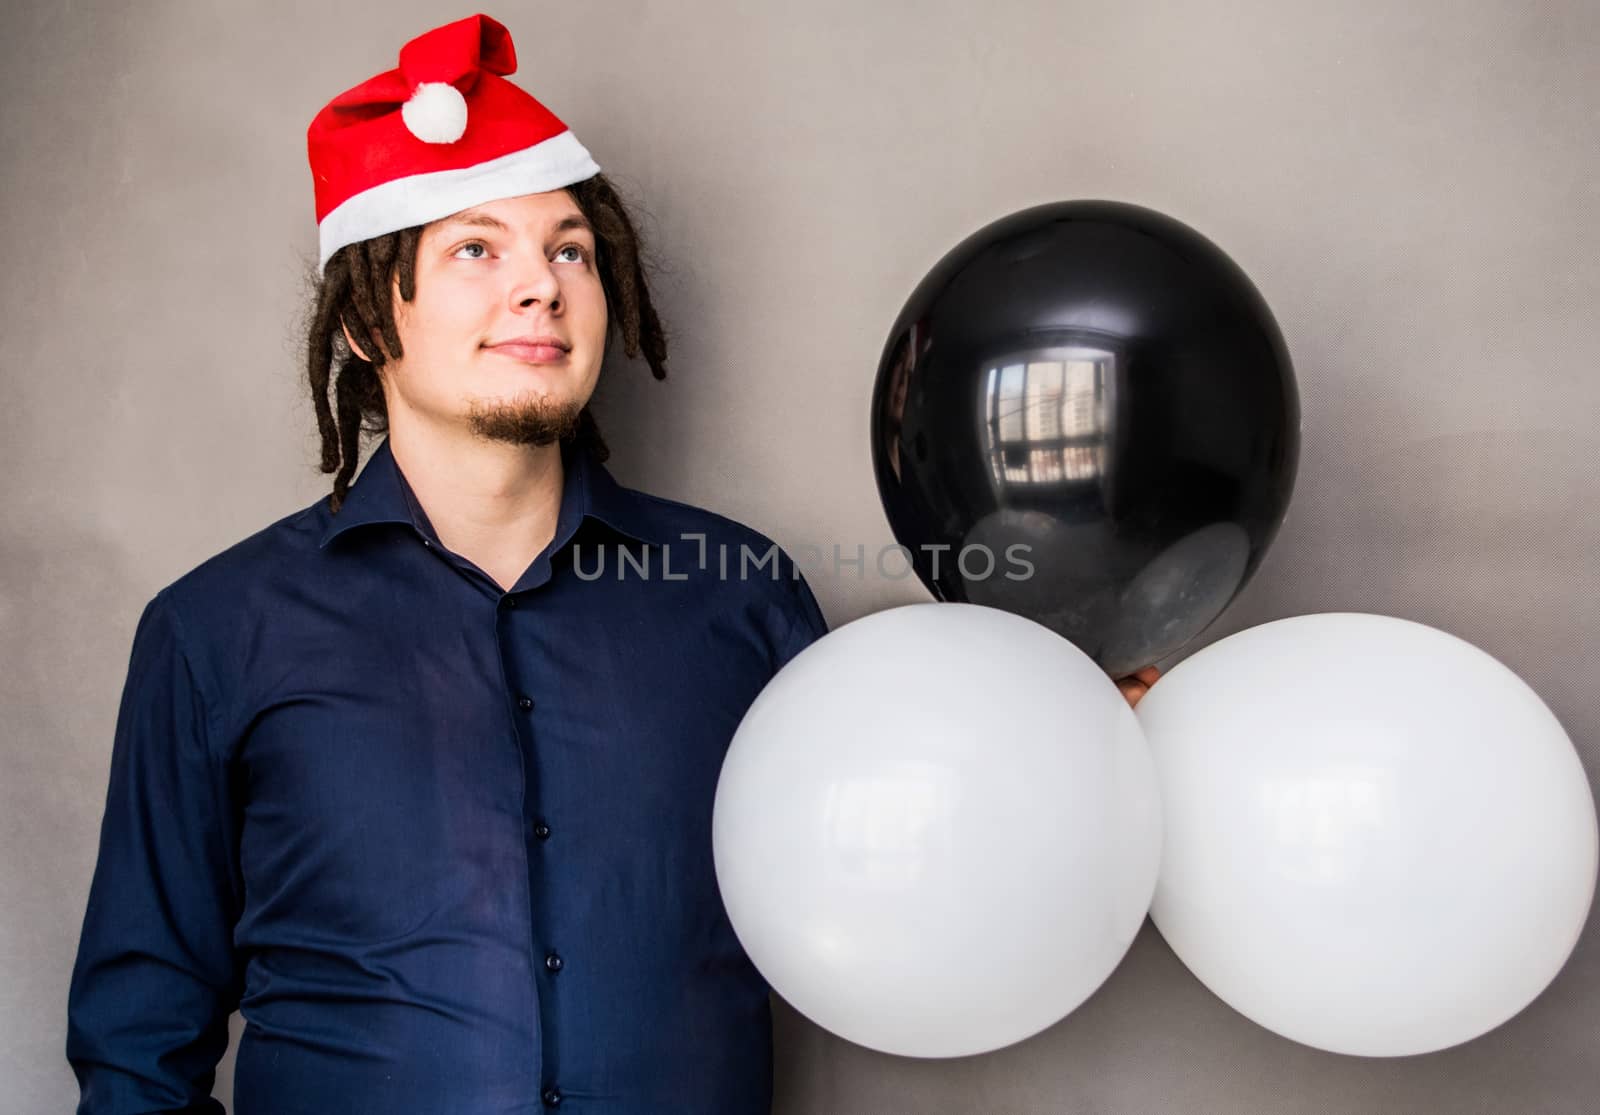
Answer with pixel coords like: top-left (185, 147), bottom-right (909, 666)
top-left (465, 392), bottom-right (581, 447)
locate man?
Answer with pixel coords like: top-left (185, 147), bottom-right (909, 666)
top-left (67, 14), bottom-right (1156, 1114)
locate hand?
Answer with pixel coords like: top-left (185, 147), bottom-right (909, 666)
top-left (1115, 666), bottom-right (1161, 709)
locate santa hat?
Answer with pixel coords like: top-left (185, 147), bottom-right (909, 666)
top-left (307, 13), bottom-right (599, 270)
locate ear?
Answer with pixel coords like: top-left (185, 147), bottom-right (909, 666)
top-left (340, 317), bottom-right (374, 363)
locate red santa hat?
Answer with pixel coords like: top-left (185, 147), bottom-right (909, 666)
top-left (307, 13), bottom-right (599, 270)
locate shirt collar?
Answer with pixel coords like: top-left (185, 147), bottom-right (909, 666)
top-left (318, 435), bottom-right (672, 551)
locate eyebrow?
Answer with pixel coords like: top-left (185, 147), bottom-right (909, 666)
top-left (439, 210), bottom-right (595, 238)
top-left (551, 215), bottom-right (595, 237)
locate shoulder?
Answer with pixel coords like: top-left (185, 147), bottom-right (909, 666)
top-left (118, 496), bottom-right (330, 724)
top-left (607, 482), bottom-right (830, 667)
top-left (634, 488), bottom-right (796, 556)
top-left (153, 496), bottom-right (331, 640)
top-left (613, 484), bottom-right (811, 593)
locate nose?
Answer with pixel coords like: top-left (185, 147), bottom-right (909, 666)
top-left (509, 255), bottom-right (562, 313)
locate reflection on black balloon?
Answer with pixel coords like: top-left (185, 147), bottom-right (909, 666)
top-left (1098, 522), bottom-right (1250, 677)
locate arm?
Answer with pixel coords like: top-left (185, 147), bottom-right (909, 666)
top-left (67, 589), bottom-right (243, 1114)
top-left (772, 563), bottom-right (830, 673)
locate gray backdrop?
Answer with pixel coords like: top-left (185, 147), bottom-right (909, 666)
top-left (3, 1), bottom-right (1596, 1111)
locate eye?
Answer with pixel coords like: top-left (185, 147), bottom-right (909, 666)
top-left (555, 243), bottom-right (592, 264)
top-left (452, 240), bottom-right (490, 260)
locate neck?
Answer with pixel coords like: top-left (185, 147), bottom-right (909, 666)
top-left (386, 411), bottom-right (566, 593)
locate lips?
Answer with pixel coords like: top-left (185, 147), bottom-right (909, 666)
top-left (484, 335), bottom-right (571, 364)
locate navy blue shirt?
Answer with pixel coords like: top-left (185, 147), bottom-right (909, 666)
top-left (67, 435), bottom-right (829, 1115)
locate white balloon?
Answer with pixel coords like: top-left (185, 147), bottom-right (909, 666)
top-left (1139, 612), bottom-right (1598, 1056)
top-left (712, 603), bottom-right (1162, 1058)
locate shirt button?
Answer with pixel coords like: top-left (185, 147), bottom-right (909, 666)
top-left (545, 952), bottom-right (564, 973)
top-left (500, 595), bottom-right (517, 610)
top-left (542, 1086), bottom-right (562, 1107)
top-left (517, 694), bottom-right (534, 711)
top-left (533, 821), bottom-right (552, 840)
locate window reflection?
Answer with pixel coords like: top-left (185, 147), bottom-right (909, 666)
top-left (983, 350), bottom-right (1111, 487)
top-left (1258, 765), bottom-right (1395, 886)
top-left (820, 762), bottom-right (958, 890)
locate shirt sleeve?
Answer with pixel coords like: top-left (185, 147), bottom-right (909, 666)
top-left (772, 563), bottom-right (830, 673)
top-left (67, 589), bottom-right (243, 1115)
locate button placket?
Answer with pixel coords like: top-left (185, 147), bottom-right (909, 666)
top-left (502, 586), bottom-right (560, 1111)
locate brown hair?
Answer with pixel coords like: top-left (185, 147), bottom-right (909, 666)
top-left (304, 173), bottom-right (669, 512)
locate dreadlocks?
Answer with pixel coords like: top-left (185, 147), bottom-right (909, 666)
top-left (304, 172), bottom-right (669, 513)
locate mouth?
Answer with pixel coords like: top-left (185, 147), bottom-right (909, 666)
top-left (483, 337), bottom-right (571, 364)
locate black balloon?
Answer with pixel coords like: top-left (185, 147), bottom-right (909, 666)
top-left (870, 201), bottom-right (1299, 677)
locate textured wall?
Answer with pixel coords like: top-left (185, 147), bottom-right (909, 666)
top-left (3, 1), bottom-right (1596, 1111)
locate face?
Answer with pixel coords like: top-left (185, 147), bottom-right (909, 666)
top-left (369, 189), bottom-right (608, 447)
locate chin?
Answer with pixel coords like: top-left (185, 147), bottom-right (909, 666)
top-left (461, 388), bottom-right (584, 445)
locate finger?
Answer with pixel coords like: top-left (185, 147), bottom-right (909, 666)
top-left (1117, 680), bottom-right (1149, 707)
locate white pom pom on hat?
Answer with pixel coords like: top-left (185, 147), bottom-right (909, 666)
top-left (401, 81), bottom-right (469, 144)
